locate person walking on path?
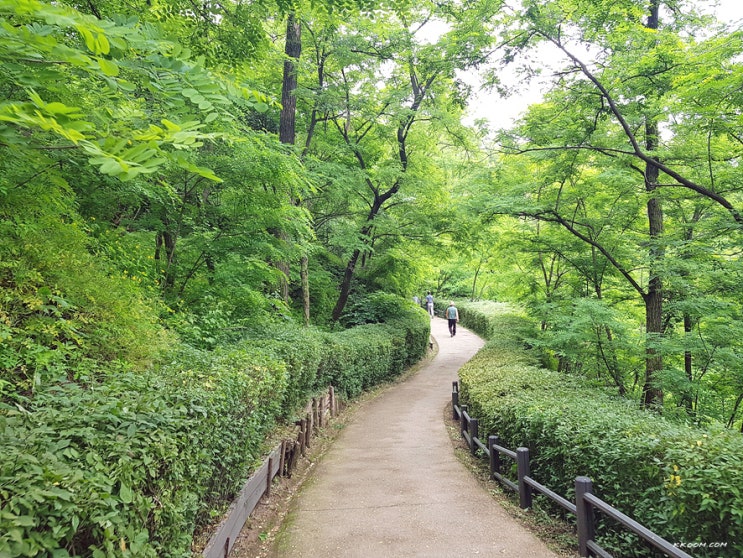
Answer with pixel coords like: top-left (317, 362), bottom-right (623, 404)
top-left (425, 291), bottom-right (434, 318)
top-left (267, 318), bottom-right (559, 558)
top-left (446, 301), bottom-right (459, 337)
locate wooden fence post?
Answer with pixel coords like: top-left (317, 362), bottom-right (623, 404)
top-left (329, 386), bottom-right (336, 418)
top-left (306, 410), bottom-right (313, 448)
top-left (287, 440), bottom-right (300, 477)
top-left (452, 381), bottom-right (459, 420)
top-left (488, 435), bottom-right (500, 479)
top-left (575, 476), bottom-right (595, 557)
top-left (311, 398), bottom-right (318, 432)
top-left (460, 405), bottom-right (468, 438)
top-left (299, 418), bottom-right (307, 455)
top-left (516, 447), bottom-right (532, 509)
top-left (469, 418), bottom-right (479, 455)
top-left (278, 440), bottom-right (286, 477)
top-left (266, 457), bottom-right (273, 497)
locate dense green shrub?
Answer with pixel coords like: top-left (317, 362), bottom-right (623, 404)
top-left (391, 312), bottom-right (431, 367)
top-left (456, 300), bottom-right (535, 343)
top-left (458, 304), bottom-right (743, 557)
top-left (0, 345), bottom-right (287, 557)
top-left (0, 214), bottom-right (171, 397)
top-left (341, 291), bottom-right (424, 327)
top-left (246, 325), bottom-right (326, 417)
top-left (317, 305), bottom-right (430, 398)
top-left (0, 296), bottom-right (430, 557)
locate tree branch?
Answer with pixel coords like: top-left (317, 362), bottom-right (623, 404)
top-left (529, 209), bottom-right (648, 297)
top-left (542, 34), bottom-right (743, 225)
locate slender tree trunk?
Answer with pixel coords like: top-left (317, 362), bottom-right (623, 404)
top-left (471, 258), bottom-right (481, 302)
top-left (642, 140), bottom-right (664, 407)
top-left (641, 0), bottom-right (664, 409)
top-left (155, 229), bottom-right (177, 292)
top-left (331, 248), bottom-right (361, 322)
top-left (277, 12), bottom-right (311, 319)
top-left (680, 312), bottom-right (695, 413)
top-left (727, 393), bottom-right (743, 430)
top-left (301, 254), bottom-right (310, 326)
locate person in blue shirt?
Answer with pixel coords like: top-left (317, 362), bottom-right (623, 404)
top-left (446, 301), bottom-right (459, 337)
top-left (425, 292), bottom-right (434, 318)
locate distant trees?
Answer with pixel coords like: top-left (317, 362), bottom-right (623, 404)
top-left (472, 0), bottom-right (743, 424)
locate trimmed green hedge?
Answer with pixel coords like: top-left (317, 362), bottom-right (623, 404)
top-left (0, 347), bottom-right (287, 557)
top-left (0, 303), bottom-right (430, 557)
top-left (457, 304), bottom-right (743, 558)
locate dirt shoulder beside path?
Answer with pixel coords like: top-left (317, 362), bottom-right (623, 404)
top-left (231, 318), bottom-right (570, 558)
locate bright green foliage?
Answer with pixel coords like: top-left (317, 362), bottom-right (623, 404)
top-left (465, 0), bottom-right (743, 421)
top-left (0, 187), bottom-right (170, 396)
top-left (0, 303), bottom-right (429, 556)
top-left (0, 0), bottom-right (270, 180)
top-left (340, 292), bottom-right (421, 327)
top-left (319, 295), bottom-right (430, 397)
top-left (458, 304), bottom-right (743, 557)
top-left (3, 0), bottom-right (743, 553)
top-left (247, 326), bottom-right (327, 417)
top-left (0, 349), bottom-right (288, 557)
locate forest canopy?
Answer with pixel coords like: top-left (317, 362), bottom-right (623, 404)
top-left (2, 0), bottom-right (742, 423)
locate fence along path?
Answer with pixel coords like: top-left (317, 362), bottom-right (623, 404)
top-left (271, 317), bottom-right (558, 558)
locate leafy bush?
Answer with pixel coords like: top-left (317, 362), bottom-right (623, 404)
top-left (0, 298), bottom-right (430, 557)
top-left (0, 212), bottom-right (171, 396)
top-left (247, 324), bottom-right (327, 417)
top-left (0, 346), bottom-right (287, 557)
top-left (318, 303), bottom-right (430, 398)
top-left (458, 304), bottom-right (743, 557)
top-left (456, 300), bottom-right (532, 342)
top-left (340, 291), bottom-right (424, 327)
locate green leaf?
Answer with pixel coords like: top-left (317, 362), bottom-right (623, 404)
top-left (97, 57), bottom-right (119, 77)
top-left (119, 483), bottom-right (133, 504)
top-left (95, 33), bottom-right (110, 55)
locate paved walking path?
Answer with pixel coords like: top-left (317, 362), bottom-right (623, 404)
top-left (272, 317), bottom-right (559, 557)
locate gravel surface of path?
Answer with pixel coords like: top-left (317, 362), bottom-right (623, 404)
top-left (271, 317), bottom-right (559, 558)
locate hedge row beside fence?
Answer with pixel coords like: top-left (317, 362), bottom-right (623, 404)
top-left (0, 301), bottom-right (430, 557)
top-left (456, 303), bottom-right (743, 558)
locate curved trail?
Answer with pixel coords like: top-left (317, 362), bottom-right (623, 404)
top-left (272, 317), bottom-right (558, 557)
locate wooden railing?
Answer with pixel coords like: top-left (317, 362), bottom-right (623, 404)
top-left (452, 381), bottom-right (694, 558)
top-left (201, 386), bottom-right (339, 558)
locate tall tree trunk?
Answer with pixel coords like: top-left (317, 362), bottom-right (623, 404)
top-left (277, 12), bottom-right (311, 319)
top-left (642, 128), bottom-right (664, 408)
top-left (681, 312), bottom-right (695, 413)
top-left (155, 229), bottom-right (177, 292)
top-left (280, 13), bottom-right (301, 146)
top-left (641, 0), bottom-right (664, 409)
